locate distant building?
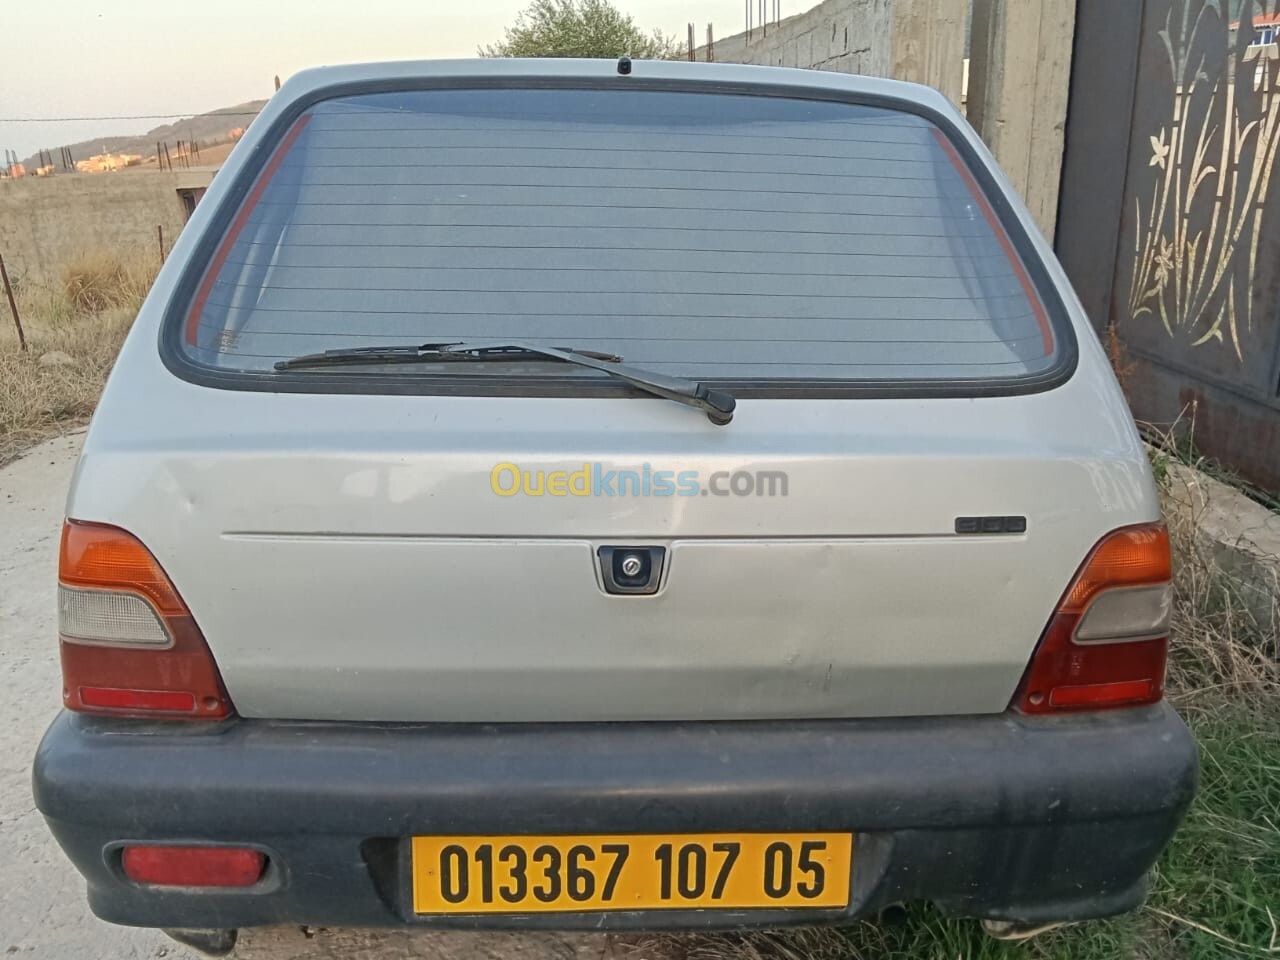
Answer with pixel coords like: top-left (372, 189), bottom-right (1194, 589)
top-left (75, 153), bottom-right (144, 174)
top-left (1246, 11), bottom-right (1280, 45)
top-left (1228, 12), bottom-right (1279, 89)
top-left (1229, 11), bottom-right (1280, 45)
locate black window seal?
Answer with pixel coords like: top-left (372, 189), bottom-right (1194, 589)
top-left (157, 74), bottom-right (1079, 401)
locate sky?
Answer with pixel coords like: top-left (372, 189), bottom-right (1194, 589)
top-left (1, 0), bottom-right (755, 160)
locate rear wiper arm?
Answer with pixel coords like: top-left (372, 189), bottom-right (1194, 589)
top-left (274, 340), bottom-right (736, 425)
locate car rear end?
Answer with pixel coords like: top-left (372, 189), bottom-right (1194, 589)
top-left (33, 59), bottom-right (1196, 941)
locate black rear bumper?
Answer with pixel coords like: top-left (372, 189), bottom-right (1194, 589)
top-left (32, 704), bottom-right (1197, 932)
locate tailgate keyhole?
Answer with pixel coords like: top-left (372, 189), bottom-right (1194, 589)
top-left (598, 546), bottom-right (666, 595)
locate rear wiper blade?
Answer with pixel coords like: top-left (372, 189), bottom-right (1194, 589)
top-left (274, 341), bottom-right (623, 368)
top-left (274, 340), bottom-right (736, 425)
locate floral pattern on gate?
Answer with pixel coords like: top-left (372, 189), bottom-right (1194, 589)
top-left (1129, 0), bottom-right (1280, 361)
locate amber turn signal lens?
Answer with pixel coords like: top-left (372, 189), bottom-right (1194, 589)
top-left (1059, 524), bottom-right (1171, 613)
top-left (60, 521), bottom-right (189, 616)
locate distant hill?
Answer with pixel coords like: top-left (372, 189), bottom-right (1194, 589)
top-left (21, 99), bottom-right (268, 169)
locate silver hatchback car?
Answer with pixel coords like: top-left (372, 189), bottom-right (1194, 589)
top-left (34, 58), bottom-right (1195, 953)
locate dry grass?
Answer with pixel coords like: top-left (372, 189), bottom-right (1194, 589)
top-left (0, 251), bottom-right (156, 466)
top-left (60, 250), bottom-right (157, 315)
top-left (1163, 487), bottom-right (1280, 708)
top-left (1147, 420), bottom-right (1280, 707)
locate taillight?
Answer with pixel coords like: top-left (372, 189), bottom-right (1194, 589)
top-left (1014, 522), bottom-right (1171, 713)
top-left (121, 845), bottom-right (265, 887)
top-left (58, 520), bottom-right (233, 719)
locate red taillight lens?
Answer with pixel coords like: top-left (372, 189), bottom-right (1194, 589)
top-left (58, 521), bottom-right (234, 720)
top-left (1014, 523), bottom-right (1172, 714)
top-left (121, 845), bottom-right (265, 887)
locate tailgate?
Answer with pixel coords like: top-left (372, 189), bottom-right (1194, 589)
top-left (69, 381), bottom-right (1157, 722)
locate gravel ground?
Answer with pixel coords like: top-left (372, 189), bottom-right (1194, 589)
top-left (0, 433), bottom-right (636, 960)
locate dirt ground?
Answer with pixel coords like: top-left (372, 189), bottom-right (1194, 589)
top-left (0, 433), bottom-right (634, 960)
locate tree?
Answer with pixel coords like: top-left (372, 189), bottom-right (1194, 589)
top-left (480, 0), bottom-right (682, 60)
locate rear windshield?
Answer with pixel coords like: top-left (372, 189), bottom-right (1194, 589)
top-left (180, 87), bottom-right (1061, 384)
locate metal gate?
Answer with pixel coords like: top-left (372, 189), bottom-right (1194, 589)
top-left (1057, 0), bottom-right (1280, 496)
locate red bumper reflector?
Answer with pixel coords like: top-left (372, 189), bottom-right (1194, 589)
top-left (122, 845), bottom-right (265, 888)
top-left (80, 687), bottom-right (197, 714)
top-left (1048, 679), bottom-right (1154, 708)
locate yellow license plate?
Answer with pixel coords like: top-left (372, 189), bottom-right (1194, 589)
top-left (411, 833), bottom-right (852, 914)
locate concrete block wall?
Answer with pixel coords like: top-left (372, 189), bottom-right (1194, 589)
top-left (0, 169), bottom-right (214, 289)
top-left (695, 0), bottom-right (895, 79)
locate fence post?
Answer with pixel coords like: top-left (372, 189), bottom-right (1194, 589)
top-left (0, 254), bottom-right (27, 352)
top-left (158, 225), bottom-right (166, 265)
top-left (967, 0), bottom-right (1078, 239)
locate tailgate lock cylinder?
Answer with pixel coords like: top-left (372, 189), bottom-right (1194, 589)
top-left (598, 546), bottom-right (666, 595)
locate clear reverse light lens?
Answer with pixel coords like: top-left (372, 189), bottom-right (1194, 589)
top-left (1074, 582), bottom-right (1172, 643)
top-left (58, 585), bottom-right (171, 647)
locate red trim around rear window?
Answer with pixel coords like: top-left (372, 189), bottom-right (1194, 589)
top-left (930, 129), bottom-right (1054, 358)
top-left (185, 114), bottom-right (312, 346)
